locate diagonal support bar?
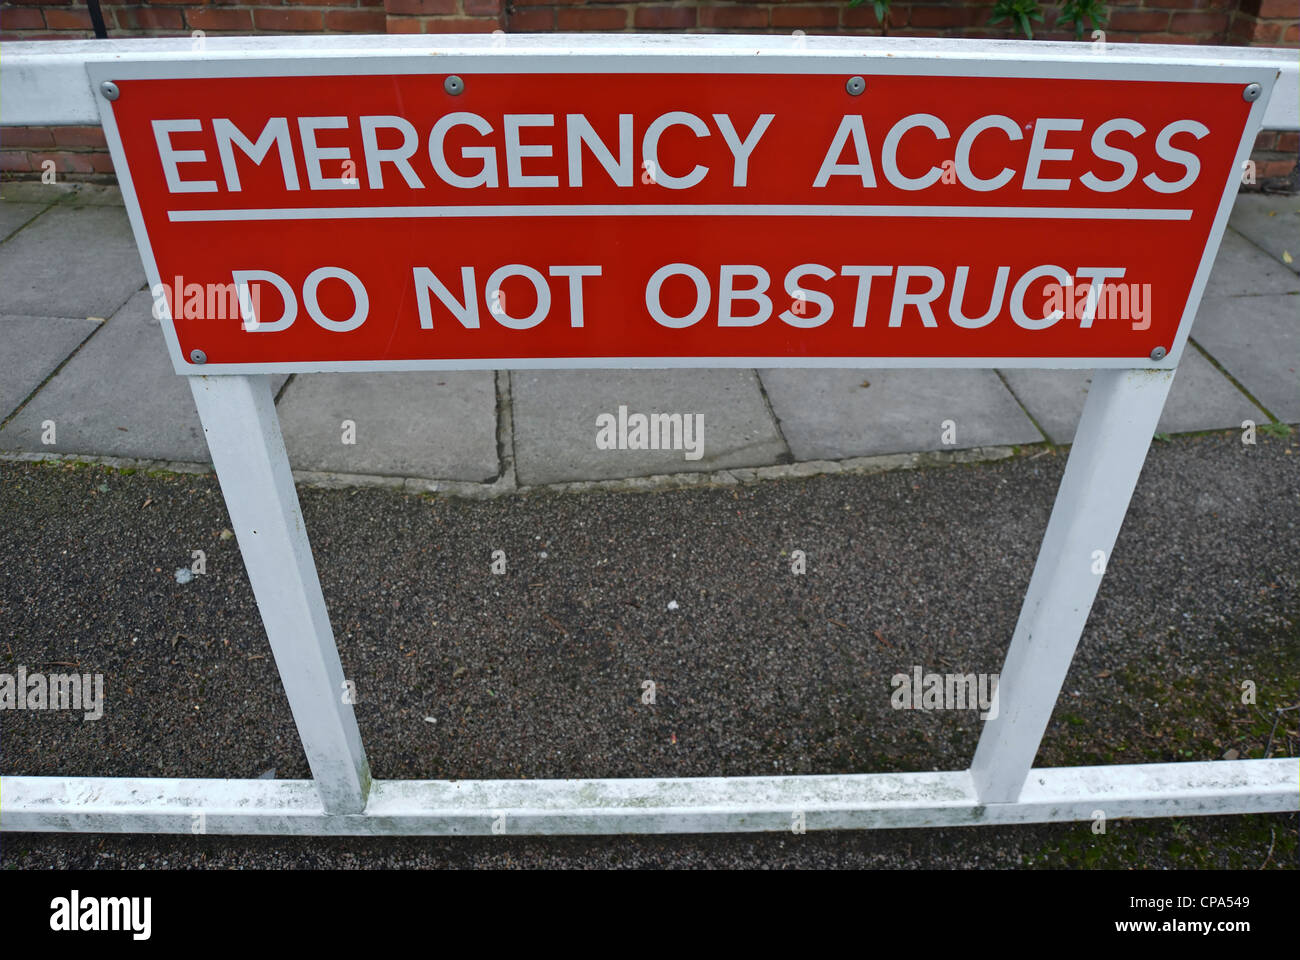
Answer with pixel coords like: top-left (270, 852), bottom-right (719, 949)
top-left (189, 374), bottom-right (370, 814)
top-left (972, 368), bottom-right (1176, 804)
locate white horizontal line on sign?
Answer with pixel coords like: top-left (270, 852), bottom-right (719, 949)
top-left (167, 204), bottom-right (1195, 223)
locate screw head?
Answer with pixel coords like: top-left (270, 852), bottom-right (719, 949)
top-left (190, 349), bottom-right (207, 364)
top-left (1150, 346), bottom-right (1167, 361)
top-left (100, 81), bottom-right (120, 102)
top-left (1243, 83), bottom-right (1262, 103)
top-left (444, 75), bottom-right (464, 96)
top-left (846, 76), bottom-right (866, 96)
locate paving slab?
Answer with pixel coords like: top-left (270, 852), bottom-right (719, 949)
top-left (999, 349), bottom-right (1268, 444)
top-left (1228, 193), bottom-right (1300, 274)
top-left (1191, 294), bottom-right (1300, 422)
top-left (0, 290), bottom-right (285, 462)
top-left (0, 314), bottom-right (102, 420)
top-left (0, 202), bottom-right (50, 244)
top-left (0, 203), bottom-right (145, 319)
top-left (275, 373), bottom-right (499, 481)
top-left (0, 182), bottom-right (122, 206)
top-left (54, 183), bottom-right (125, 207)
top-left (759, 368), bottom-right (1042, 460)
top-left (0, 183), bottom-right (65, 204)
top-left (1204, 227), bottom-right (1300, 298)
top-left (511, 369), bottom-right (787, 485)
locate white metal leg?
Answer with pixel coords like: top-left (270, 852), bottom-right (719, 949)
top-left (188, 375), bottom-right (370, 814)
top-left (971, 368), bottom-right (1176, 803)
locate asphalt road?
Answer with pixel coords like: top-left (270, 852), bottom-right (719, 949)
top-left (1, 430), bottom-right (1296, 868)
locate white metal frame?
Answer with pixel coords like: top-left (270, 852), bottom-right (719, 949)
top-left (1, 37), bottom-right (1296, 836)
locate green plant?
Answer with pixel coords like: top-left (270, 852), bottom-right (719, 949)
top-left (1259, 421), bottom-right (1295, 438)
top-left (847, 0), bottom-right (893, 32)
top-left (990, 0), bottom-right (1044, 39)
top-left (1058, 0), bottom-right (1109, 39)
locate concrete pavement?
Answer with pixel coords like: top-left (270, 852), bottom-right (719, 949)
top-left (1, 181), bottom-right (1296, 490)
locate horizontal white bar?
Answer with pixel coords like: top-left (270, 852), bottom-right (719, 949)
top-left (165, 354), bottom-right (1180, 377)
top-left (167, 356), bottom-right (1177, 376)
top-left (2, 760), bottom-right (1294, 835)
top-left (168, 204), bottom-right (1194, 223)
top-left (1, 36), bottom-right (1296, 129)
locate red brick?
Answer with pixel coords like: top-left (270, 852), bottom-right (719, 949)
top-left (1254, 130), bottom-right (1280, 150)
top-left (1229, 13), bottom-right (1285, 43)
top-left (1250, 19), bottom-right (1286, 42)
top-left (1284, 23), bottom-right (1299, 44)
top-left (90, 152), bottom-right (118, 174)
top-left (185, 7), bottom-right (253, 30)
top-left (51, 125), bottom-right (107, 147)
top-left (115, 7), bottom-right (186, 30)
top-left (0, 152), bottom-right (33, 173)
top-left (908, 5), bottom-right (976, 28)
top-left (555, 7), bottom-right (628, 28)
top-left (771, 5), bottom-right (840, 28)
top-left (252, 9), bottom-right (325, 30)
top-left (511, 0), bottom-right (583, 6)
top-left (1256, 0), bottom-right (1296, 17)
top-left (1107, 10), bottom-right (1171, 32)
top-left (43, 8), bottom-right (92, 28)
top-left (1170, 11), bottom-right (1229, 33)
top-left (0, 127), bottom-right (55, 148)
top-left (699, 5), bottom-right (769, 29)
top-left (465, 0), bottom-right (502, 14)
top-left (386, 15), bottom-right (423, 31)
top-left (385, 0), bottom-right (457, 14)
top-left (31, 152), bottom-right (95, 174)
top-left (634, 4), bottom-right (695, 28)
top-left (284, 0), bottom-right (358, 5)
top-left (422, 16), bottom-right (500, 31)
top-left (842, 6), bottom-right (886, 29)
top-left (1134, 32), bottom-right (1190, 43)
top-left (1275, 131), bottom-right (1299, 152)
top-left (324, 8), bottom-right (387, 29)
top-left (0, 7), bottom-right (45, 28)
top-left (508, 8), bottom-right (556, 29)
top-left (1255, 157), bottom-right (1296, 178)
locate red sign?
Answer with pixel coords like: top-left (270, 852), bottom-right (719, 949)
top-left (97, 63), bottom-right (1264, 371)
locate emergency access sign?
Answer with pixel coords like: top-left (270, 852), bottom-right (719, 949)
top-left (91, 57), bottom-right (1272, 373)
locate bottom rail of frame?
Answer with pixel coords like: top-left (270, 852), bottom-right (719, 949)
top-left (2, 759), bottom-right (1295, 835)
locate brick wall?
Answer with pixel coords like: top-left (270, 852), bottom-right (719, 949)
top-left (2, 0), bottom-right (1296, 185)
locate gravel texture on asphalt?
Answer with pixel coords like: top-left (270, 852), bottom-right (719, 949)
top-left (1, 430), bottom-right (1296, 868)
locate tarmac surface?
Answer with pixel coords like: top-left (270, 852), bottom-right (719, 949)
top-left (1, 429), bottom-right (1296, 868)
